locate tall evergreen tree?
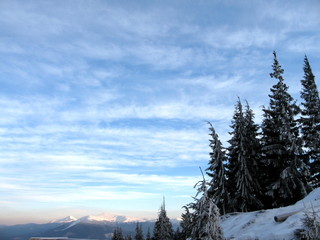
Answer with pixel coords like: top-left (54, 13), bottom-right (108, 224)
top-left (241, 101), bottom-right (263, 211)
top-left (243, 101), bottom-right (262, 176)
top-left (180, 206), bottom-right (193, 240)
top-left (261, 51), bottom-right (309, 207)
top-left (206, 122), bottom-right (229, 214)
top-left (190, 171), bottom-right (225, 240)
top-left (226, 99), bottom-right (244, 211)
top-left (153, 199), bottom-right (174, 240)
top-left (300, 55), bottom-right (320, 188)
top-left (227, 99), bottom-right (263, 212)
top-left (135, 222), bottom-right (144, 240)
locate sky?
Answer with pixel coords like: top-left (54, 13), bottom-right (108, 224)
top-left (0, 0), bottom-right (319, 225)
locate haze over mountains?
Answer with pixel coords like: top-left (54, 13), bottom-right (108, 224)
top-left (1, 188), bottom-right (320, 240)
top-left (0, 212), bottom-right (179, 240)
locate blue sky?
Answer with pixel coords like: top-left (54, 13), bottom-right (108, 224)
top-left (0, 0), bottom-right (319, 224)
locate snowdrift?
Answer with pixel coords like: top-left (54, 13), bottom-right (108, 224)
top-left (221, 188), bottom-right (320, 240)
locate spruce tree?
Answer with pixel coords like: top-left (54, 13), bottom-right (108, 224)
top-left (241, 101), bottom-right (263, 211)
top-left (206, 122), bottom-right (229, 214)
top-left (227, 99), bottom-right (263, 212)
top-left (261, 51), bottom-right (309, 207)
top-left (180, 206), bottom-right (193, 240)
top-left (243, 101), bottom-right (262, 178)
top-left (113, 228), bottom-right (118, 240)
top-left (226, 99), bottom-right (244, 211)
top-left (300, 55), bottom-right (320, 188)
top-left (153, 199), bottom-right (174, 240)
top-left (113, 226), bottom-right (124, 240)
top-left (190, 171), bottom-right (225, 240)
top-left (135, 222), bottom-right (144, 240)
top-left (146, 227), bottom-right (151, 240)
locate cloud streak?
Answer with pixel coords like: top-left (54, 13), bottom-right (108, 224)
top-left (0, 0), bottom-right (319, 224)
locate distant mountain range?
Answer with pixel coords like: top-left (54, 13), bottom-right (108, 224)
top-left (0, 213), bottom-right (180, 240)
top-left (4, 187), bottom-right (319, 240)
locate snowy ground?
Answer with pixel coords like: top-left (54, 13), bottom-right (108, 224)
top-left (221, 188), bottom-right (320, 240)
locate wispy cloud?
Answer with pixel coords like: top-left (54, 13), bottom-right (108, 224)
top-left (204, 28), bottom-right (280, 49)
top-left (0, 0), bottom-right (319, 224)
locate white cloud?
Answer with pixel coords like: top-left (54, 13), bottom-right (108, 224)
top-left (204, 28), bottom-right (281, 49)
top-left (286, 36), bottom-right (320, 53)
top-left (0, 0), bottom-right (319, 224)
top-left (54, 101), bottom-right (233, 123)
top-left (87, 172), bottom-right (200, 188)
top-left (258, 0), bottom-right (320, 31)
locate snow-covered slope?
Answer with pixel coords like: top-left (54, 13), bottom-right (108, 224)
top-left (221, 188), bottom-right (320, 240)
top-left (50, 215), bottom-right (78, 223)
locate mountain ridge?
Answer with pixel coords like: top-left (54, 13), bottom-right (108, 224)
top-left (2, 188), bottom-right (319, 240)
top-left (50, 212), bottom-right (157, 225)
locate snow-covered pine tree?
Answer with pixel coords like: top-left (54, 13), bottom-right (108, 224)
top-left (180, 206), bottom-right (193, 240)
top-left (243, 101), bottom-right (262, 174)
top-left (227, 99), bottom-right (263, 212)
top-left (261, 51), bottom-right (309, 207)
top-left (190, 171), bottom-right (225, 240)
top-left (300, 55), bottom-right (320, 188)
top-left (241, 101), bottom-right (264, 211)
top-left (135, 222), bottom-right (144, 240)
top-left (226, 99), bottom-right (244, 212)
top-left (206, 122), bottom-right (229, 215)
top-left (153, 199), bottom-right (174, 240)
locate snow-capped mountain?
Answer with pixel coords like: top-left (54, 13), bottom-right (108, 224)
top-left (79, 213), bottom-right (143, 223)
top-left (2, 189), bottom-right (320, 240)
top-left (43, 215), bottom-right (157, 240)
top-left (50, 215), bottom-right (78, 223)
top-left (53, 212), bottom-right (156, 232)
top-left (50, 212), bottom-right (154, 227)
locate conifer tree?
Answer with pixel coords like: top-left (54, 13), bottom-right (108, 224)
top-left (113, 226), bottom-right (124, 240)
top-left (135, 222), bottom-right (144, 240)
top-left (243, 101), bottom-right (262, 176)
top-left (261, 51), bottom-right (309, 207)
top-left (180, 206), bottom-right (193, 240)
top-left (300, 55), bottom-right (320, 187)
top-left (226, 99), bottom-right (244, 211)
top-left (206, 122), bottom-right (229, 214)
top-left (227, 99), bottom-right (263, 212)
top-left (146, 227), bottom-right (151, 240)
top-left (241, 101), bottom-right (263, 211)
top-left (190, 171), bottom-right (225, 240)
top-left (153, 199), bottom-right (174, 240)
top-left (113, 229), bottom-right (118, 240)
